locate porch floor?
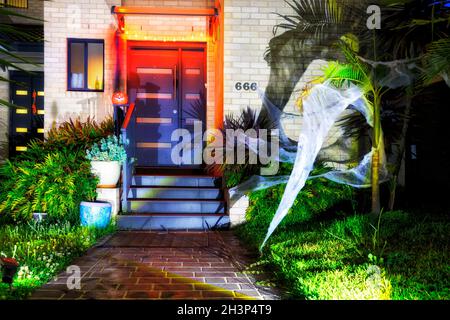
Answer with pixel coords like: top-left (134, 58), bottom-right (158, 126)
top-left (29, 231), bottom-right (279, 300)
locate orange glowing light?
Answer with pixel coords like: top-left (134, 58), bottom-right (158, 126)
top-left (112, 91), bottom-right (128, 105)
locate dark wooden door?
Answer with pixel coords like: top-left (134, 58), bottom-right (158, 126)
top-left (9, 71), bottom-right (44, 157)
top-left (128, 43), bottom-right (206, 167)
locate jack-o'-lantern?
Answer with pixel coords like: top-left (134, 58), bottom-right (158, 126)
top-left (112, 91), bottom-right (128, 105)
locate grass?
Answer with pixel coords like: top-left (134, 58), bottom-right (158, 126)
top-left (0, 221), bottom-right (115, 300)
top-left (236, 188), bottom-right (450, 300)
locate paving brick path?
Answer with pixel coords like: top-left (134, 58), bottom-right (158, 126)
top-left (30, 231), bottom-right (279, 300)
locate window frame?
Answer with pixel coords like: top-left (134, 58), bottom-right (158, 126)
top-left (0, 0), bottom-right (28, 9)
top-left (67, 38), bottom-right (105, 92)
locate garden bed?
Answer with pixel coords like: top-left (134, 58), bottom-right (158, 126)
top-left (0, 222), bottom-right (115, 300)
top-left (236, 186), bottom-right (450, 300)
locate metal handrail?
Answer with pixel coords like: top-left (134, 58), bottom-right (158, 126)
top-left (120, 102), bottom-right (136, 213)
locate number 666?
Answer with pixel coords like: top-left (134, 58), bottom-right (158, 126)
top-left (235, 82), bottom-right (257, 91)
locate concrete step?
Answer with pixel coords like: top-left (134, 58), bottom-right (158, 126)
top-left (117, 214), bottom-right (230, 231)
top-left (132, 175), bottom-right (221, 188)
top-left (125, 199), bottom-right (225, 214)
top-left (128, 186), bottom-right (223, 200)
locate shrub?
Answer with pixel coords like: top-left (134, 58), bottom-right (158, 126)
top-left (0, 117), bottom-right (113, 223)
top-left (0, 149), bottom-right (97, 223)
top-left (208, 107), bottom-right (277, 183)
top-left (16, 117), bottom-right (114, 162)
top-left (45, 116), bottom-right (114, 151)
top-left (86, 135), bottom-right (126, 162)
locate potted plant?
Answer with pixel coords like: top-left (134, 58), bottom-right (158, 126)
top-left (1, 253), bottom-right (19, 289)
top-left (86, 134), bottom-right (127, 188)
top-left (80, 198), bottom-right (112, 229)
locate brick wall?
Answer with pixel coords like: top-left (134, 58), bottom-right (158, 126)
top-left (223, 0), bottom-right (345, 142)
top-left (44, 0), bottom-right (121, 130)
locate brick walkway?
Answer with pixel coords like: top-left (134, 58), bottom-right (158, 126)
top-left (30, 231), bottom-right (279, 300)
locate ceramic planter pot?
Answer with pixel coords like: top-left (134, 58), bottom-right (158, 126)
top-left (80, 201), bottom-right (112, 229)
top-left (90, 161), bottom-right (121, 188)
top-left (32, 212), bottom-right (47, 222)
top-left (1, 257), bottom-right (19, 285)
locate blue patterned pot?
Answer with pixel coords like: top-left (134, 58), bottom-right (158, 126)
top-left (80, 201), bottom-right (112, 229)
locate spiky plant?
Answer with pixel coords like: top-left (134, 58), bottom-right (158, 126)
top-left (206, 107), bottom-right (277, 187)
top-left (45, 116), bottom-right (114, 150)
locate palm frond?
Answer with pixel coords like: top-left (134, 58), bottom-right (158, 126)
top-left (423, 38), bottom-right (450, 85)
top-left (273, 0), bottom-right (342, 36)
top-left (324, 62), bottom-right (366, 87)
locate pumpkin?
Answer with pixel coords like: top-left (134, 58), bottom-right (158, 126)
top-left (112, 91), bottom-right (128, 105)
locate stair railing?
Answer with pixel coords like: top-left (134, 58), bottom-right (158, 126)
top-left (120, 102), bottom-right (136, 213)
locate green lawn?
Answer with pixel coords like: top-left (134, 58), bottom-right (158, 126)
top-left (236, 186), bottom-right (450, 300)
top-left (0, 222), bottom-right (115, 300)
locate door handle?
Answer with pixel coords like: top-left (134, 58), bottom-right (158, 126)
top-left (173, 65), bottom-right (177, 101)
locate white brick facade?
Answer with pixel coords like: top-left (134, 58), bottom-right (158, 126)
top-left (44, 0), bottom-right (121, 130)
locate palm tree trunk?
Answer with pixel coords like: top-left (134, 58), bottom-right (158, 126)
top-left (371, 94), bottom-right (381, 214)
top-left (388, 88), bottom-right (413, 211)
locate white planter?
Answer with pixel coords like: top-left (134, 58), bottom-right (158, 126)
top-left (90, 161), bottom-right (121, 188)
top-left (32, 212), bottom-right (47, 222)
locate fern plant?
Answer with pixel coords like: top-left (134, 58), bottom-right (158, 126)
top-left (0, 149), bottom-right (98, 223)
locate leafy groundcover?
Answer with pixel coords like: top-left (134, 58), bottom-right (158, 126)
top-left (236, 182), bottom-right (449, 300)
top-left (0, 222), bottom-right (115, 299)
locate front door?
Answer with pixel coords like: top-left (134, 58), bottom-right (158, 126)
top-left (9, 71), bottom-right (44, 158)
top-left (128, 42), bottom-right (206, 167)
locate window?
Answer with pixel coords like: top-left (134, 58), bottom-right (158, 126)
top-left (0, 0), bottom-right (28, 9)
top-left (67, 39), bottom-right (104, 92)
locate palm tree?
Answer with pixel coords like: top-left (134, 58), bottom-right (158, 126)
top-left (260, 0), bottom-right (368, 122)
top-left (322, 40), bottom-right (386, 212)
top-left (272, 0), bottom-right (449, 212)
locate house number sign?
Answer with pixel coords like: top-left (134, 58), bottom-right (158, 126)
top-left (235, 82), bottom-right (258, 91)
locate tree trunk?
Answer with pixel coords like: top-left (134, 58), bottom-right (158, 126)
top-left (371, 148), bottom-right (381, 213)
top-left (388, 89), bottom-right (413, 211)
top-left (371, 94), bottom-right (381, 214)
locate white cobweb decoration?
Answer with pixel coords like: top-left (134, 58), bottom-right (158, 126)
top-left (229, 82), bottom-right (389, 248)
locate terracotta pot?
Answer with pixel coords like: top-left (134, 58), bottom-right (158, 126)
top-left (1, 257), bottom-right (19, 285)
